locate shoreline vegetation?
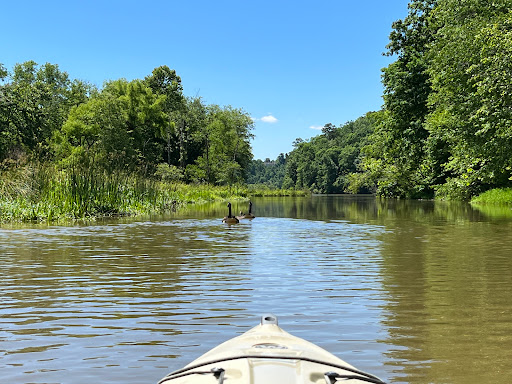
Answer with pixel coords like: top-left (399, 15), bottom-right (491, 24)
top-left (246, 1), bottom-right (512, 202)
top-left (1, 158), bottom-right (510, 224)
top-left (470, 188), bottom-right (512, 205)
top-left (0, 162), bottom-right (308, 223)
top-left (3, 2), bottom-right (512, 221)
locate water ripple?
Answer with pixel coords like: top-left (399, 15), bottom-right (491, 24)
top-left (0, 215), bottom-right (388, 383)
top-left (3, 199), bottom-right (511, 384)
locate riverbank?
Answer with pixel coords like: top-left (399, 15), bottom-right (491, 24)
top-left (471, 188), bottom-right (512, 205)
top-left (0, 165), bottom-right (308, 223)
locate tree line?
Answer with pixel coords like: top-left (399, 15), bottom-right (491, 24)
top-left (0, 61), bottom-right (253, 185)
top-left (4, 0), bottom-right (512, 201)
top-left (251, 0), bottom-right (512, 200)
top-left (361, 0), bottom-right (512, 199)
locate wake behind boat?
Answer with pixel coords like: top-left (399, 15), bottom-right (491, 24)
top-left (158, 314), bottom-right (387, 384)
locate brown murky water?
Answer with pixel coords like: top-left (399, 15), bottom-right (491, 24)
top-left (1, 196), bottom-right (511, 383)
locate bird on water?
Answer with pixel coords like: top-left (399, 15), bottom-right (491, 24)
top-left (222, 202), bottom-right (239, 224)
top-left (242, 201), bottom-right (255, 219)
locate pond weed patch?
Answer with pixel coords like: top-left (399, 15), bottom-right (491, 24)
top-left (471, 188), bottom-right (512, 205)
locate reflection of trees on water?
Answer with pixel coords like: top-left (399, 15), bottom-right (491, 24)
top-left (376, 205), bottom-right (512, 383)
top-left (229, 196), bottom-right (489, 224)
top-left (233, 195), bottom-right (512, 383)
top-left (158, 195), bottom-right (510, 224)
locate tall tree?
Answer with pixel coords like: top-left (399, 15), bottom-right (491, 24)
top-left (0, 61), bottom-right (89, 161)
top-left (102, 79), bottom-right (167, 174)
top-left (190, 104), bottom-right (254, 184)
top-left (426, 0), bottom-right (512, 198)
top-left (145, 66), bottom-right (186, 168)
top-left (56, 94), bottom-right (132, 171)
top-left (57, 79), bottom-right (167, 174)
top-left (362, 0), bottom-right (437, 198)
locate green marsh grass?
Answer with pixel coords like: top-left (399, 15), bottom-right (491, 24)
top-left (0, 163), bottom-right (308, 222)
top-left (243, 184), bottom-right (309, 197)
top-left (471, 188), bottom-right (512, 205)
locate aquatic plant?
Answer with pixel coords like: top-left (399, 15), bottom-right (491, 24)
top-left (471, 188), bottom-right (512, 205)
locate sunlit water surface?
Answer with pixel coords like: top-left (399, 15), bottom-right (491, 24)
top-left (1, 196), bottom-right (511, 383)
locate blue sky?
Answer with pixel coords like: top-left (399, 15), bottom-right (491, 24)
top-left (2, 0), bottom-right (409, 160)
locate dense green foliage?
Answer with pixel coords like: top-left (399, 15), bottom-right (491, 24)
top-left (355, 0), bottom-right (512, 200)
top-left (247, 114), bottom-right (378, 194)
top-left (0, 61), bottom-right (260, 220)
top-left (282, 113), bottom-right (378, 194)
top-left (0, 61), bottom-right (254, 186)
top-left (3, 0), bottom-right (512, 216)
top-left (426, 0), bottom-right (512, 199)
top-left (247, 153), bottom-right (287, 188)
top-left (257, 0), bottom-right (512, 200)
top-left (360, 0), bottom-right (437, 198)
top-left (251, 0), bottom-right (512, 200)
top-left (471, 188), bottom-right (512, 205)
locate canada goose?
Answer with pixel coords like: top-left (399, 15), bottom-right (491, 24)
top-left (222, 202), bottom-right (239, 224)
top-left (238, 201), bottom-right (255, 219)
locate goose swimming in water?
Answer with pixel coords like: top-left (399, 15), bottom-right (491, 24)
top-left (237, 201), bottom-right (255, 219)
top-left (222, 202), bottom-right (239, 224)
top-left (243, 201), bottom-right (255, 219)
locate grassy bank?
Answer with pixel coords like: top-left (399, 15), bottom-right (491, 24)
top-left (471, 188), bottom-right (512, 205)
top-left (243, 183), bottom-right (309, 197)
top-left (0, 163), bottom-right (309, 223)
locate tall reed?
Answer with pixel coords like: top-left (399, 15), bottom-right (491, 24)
top-left (0, 162), bottom-right (309, 222)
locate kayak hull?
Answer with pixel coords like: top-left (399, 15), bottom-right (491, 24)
top-left (159, 315), bottom-right (385, 384)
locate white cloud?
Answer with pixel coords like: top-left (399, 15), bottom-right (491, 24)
top-left (260, 115), bottom-right (278, 123)
top-left (309, 125), bottom-right (323, 130)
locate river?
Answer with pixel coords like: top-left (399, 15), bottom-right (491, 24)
top-left (1, 196), bottom-right (511, 383)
